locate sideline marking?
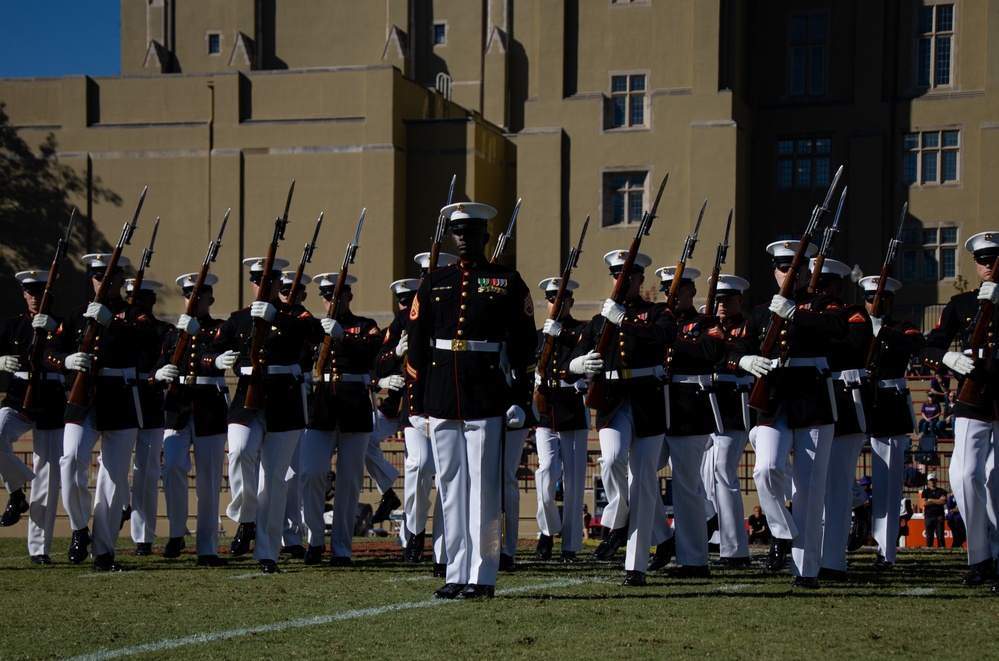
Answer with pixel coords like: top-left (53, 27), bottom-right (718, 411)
top-left (385, 575), bottom-right (435, 582)
top-left (67, 578), bottom-right (586, 661)
top-left (898, 587), bottom-right (936, 597)
top-left (717, 584), bottom-right (752, 592)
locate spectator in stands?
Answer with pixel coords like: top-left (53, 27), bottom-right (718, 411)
top-left (944, 391), bottom-right (956, 434)
top-left (747, 505), bottom-right (770, 545)
top-left (928, 374), bottom-right (951, 399)
top-left (898, 497), bottom-right (914, 544)
top-left (918, 392), bottom-right (946, 437)
top-left (903, 461), bottom-right (926, 489)
top-left (946, 493), bottom-right (966, 550)
top-left (582, 503), bottom-right (592, 540)
top-left (921, 474), bottom-right (948, 548)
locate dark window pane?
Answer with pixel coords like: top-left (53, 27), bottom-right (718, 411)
top-left (796, 159), bottom-right (812, 189)
top-left (797, 139), bottom-right (813, 155)
top-left (937, 5), bottom-right (954, 31)
top-left (611, 174), bottom-right (627, 189)
top-left (923, 249), bottom-right (938, 280)
top-left (922, 151), bottom-right (938, 183)
top-left (942, 130), bottom-right (960, 147)
top-left (919, 7), bottom-right (934, 34)
top-left (923, 132), bottom-right (939, 148)
top-left (208, 34), bottom-right (220, 54)
top-left (903, 250), bottom-right (918, 280)
top-left (611, 194), bottom-right (625, 226)
top-left (815, 138), bottom-right (831, 154)
top-left (922, 229), bottom-right (937, 245)
top-left (935, 36), bottom-right (951, 86)
top-left (904, 133), bottom-right (920, 150)
top-left (815, 158), bottom-right (830, 187)
top-left (942, 151), bottom-right (958, 181)
top-left (630, 75), bottom-right (645, 91)
top-left (630, 94), bottom-right (644, 125)
top-left (941, 228), bottom-right (958, 244)
top-left (629, 173), bottom-right (646, 188)
top-left (941, 247), bottom-right (956, 278)
top-left (613, 97), bottom-right (626, 127)
top-left (628, 192), bottom-right (643, 222)
top-left (790, 47), bottom-right (806, 95)
top-left (790, 16), bottom-right (807, 43)
top-left (778, 160), bottom-right (793, 190)
top-left (434, 24), bottom-right (446, 44)
top-left (778, 140), bottom-right (794, 156)
top-left (612, 76), bottom-right (627, 93)
top-left (809, 14), bottom-right (828, 41)
top-left (917, 38), bottom-right (931, 87)
top-left (809, 46), bottom-right (825, 95)
top-left (903, 153), bottom-right (918, 185)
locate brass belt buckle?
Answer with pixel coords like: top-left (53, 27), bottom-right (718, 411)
top-left (451, 339), bottom-right (467, 352)
top-left (330, 372), bottom-right (342, 382)
top-left (620, 368), bottom-right (632, 379)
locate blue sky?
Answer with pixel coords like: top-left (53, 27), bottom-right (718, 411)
top-left (0, 2), bottom-right (120, 78)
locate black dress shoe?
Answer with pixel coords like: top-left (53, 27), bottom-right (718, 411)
top-left (259, 559), bottom-right (280, 574)
top-left (622, 570), bottom-right (647, 586)
top-left (536, 534), bottom-right (554, 560)
top-left (281, 544), bottom-right (307, 559)
top-left (134, 542), bottom-right (153, 556)
top-left (594, 527), bottom-right (628, 561)
top-left (648, 538), bottom-right (675, 572)
top-left (31, 554), bottom-right (52, 565)
top-left (93, 553), bottom-right (125, 572)
top-left (560, 551), bottom-right (578, 564)
top-left (433, 583), bottom-right (466, 599)
top-left (0, 489), bottom-right (28, 527)
top-left (714, 556), bottom-right (752, 568)
top-left (792, 576), bottom-right (820, 589)
top-left (872, 554), bottom-right (893, 571)
top-left (229, 522), bottom-right (255, 556)
top-left (68, 527), bottom-right (91, 564)
top-left (197, 555), bottom-right (226, 567)
top-left (766, 538), bottom-right (791, 573)
top-left (329, 555), bottom-right (354, 567)
top-left (403, 530), bottom-right (426, 563)
top-left (433, 563), bottom-right (447, 578)
top-left (499, 553), bottom-right (516, 572)
top-left (371, 489), bottom-right (401, 524)
top-left (303, 545), bottom-right (325, 565)
top-left (962, 558), bottom-right (998, 586)
top-left (162, 537), bottom-right (185, 559)
top-left (672, 565), bottom-right (711, 579)
top-left (119, 504), bottom-right (132, 531)
top-left (456, 584), bottom-right (495, 599)
top-left (817, 567), bottom-right (848, 582)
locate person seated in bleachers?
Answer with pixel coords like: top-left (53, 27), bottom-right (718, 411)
top-left (918, 392), bottom-right (946, 437)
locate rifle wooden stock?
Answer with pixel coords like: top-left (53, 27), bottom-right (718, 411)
top-left (664, 262), bottom-right (686, 310)
top-left (244, 241), bottom-right (281, 411)
top-left (807, 254), bottom-right (826, 294)
top-left (957, 254), bottom-right (999, 406)
top-left (22, 261), bottom-right (62, 411)
top-left (863, 263), bottom-right (894, 372)
top-left (309, 267), bottom-right (350, 423)
top-left (162, 266), bottom-right (212, 413)
top-left (704, 271), bottom-right (720, 317)
top-left (534, 279), bottom-right (572, 417)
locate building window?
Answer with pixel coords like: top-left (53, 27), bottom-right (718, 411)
top-left (207, 32), bottom-right (221, 55)
top-left (903, 129), bottom-right (960, 185)
top-left (917, 4), bottom-right (954, 88)
top-left (788, 13), bottom-right (828, 96)
top-left (776, 136), bottom-right (832, 192)
top-left (603, 172), bottom-right (647, 228)
top-left (607, 74), bottom-right (646, 129)
top-left (433, 23), bottom-right (446, 45)
top-left (901, 225), bottom-right (958, 281)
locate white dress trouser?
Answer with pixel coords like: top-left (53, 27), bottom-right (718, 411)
top-left (61, 410), bottom-right (138, 557)
top-left (0, 407), bottom-right (36, 491)
top-left (225, 417), bottom-right (299, 562)
top-left (951, 417), bottom-right (999, 566)
top-left (0, 408), bottom-right (62, 556)
top-left (300, 427), bottom-right (368, 557)
top-left (366, 410), bottom-right (401, 494)
top-left (130, 427), bottom-right (164, 544)
top-left (710, 430), bottom-right (750, 559)
top-left (870, 435), bottom-right (907, 563)
top-left (162, 422), bottom-right (226, 556)
top-left (753, 414), bottom-right (834, 578)
top-left (535, 428), bottom-right (589, 553)
top-left (282, 433), bottom-right (304, 547)
top-left (399, 425), bottom-right (444, 563)
top-left (820, 432), bottom-right (867, 572)
top-left (502, 427), bottom-right (530, 556)
top-left (430, 415), bottom-right (503, 586)
top-left (665, 434), bottom-right (711, 567)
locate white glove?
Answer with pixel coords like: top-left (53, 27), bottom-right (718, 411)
top-left (177, 314), bottom-right (200, 336)
top-left (250, 301), bottom-right (276, 322)
top-left (738, 355), bottom-right (773, 378)
top-left (769, 294), bottom-right (796, 320)
top-left (321, 318), bottom-right (344, 340)
top-left (870, 316), bottom-right (883, 337)
top-left (601, 299), bottom-right (626, 326)
top-left (65, 352), bottom-right (93, 372)
top-left (569, 351), bottom-right (604, 375)
top-left (506, 405), bottom-right (526, 429)
top-left (943, 351), bottom-right (974, 376)
top-left (32, 314), bottom-right (57, 332)
top-left (0, 355), bottom-right (21, 372)
top-left (543, 319), bottom-right (562, 337)
top-left (395, 331), bottom-right (409, 358)
top-left (378, 375), bottom-right (405, 391)
top-left (214, 349), bottom-right (239, 371)
top-left (408, 413), bottom-right (429, 436)
top-left (979, 281), bottom-right (999, 305)
top-left (534, 371), bottom-right (543, 388)
top-left (154, 364), bottom-right (179, 383)
top-left (84, 302), bottom-right (112, 327)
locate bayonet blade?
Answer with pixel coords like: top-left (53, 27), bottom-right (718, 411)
top-left (305, 211), bottom-right (324, 263)
top-left (894, 202), bottom-right (908, 242)
top-left (820, 165), bottom-right (844, 212)
top-left (829, 186), bottom-right (847, 231)
top-left (692, 198), bottom-right (707, 240)
top-left (65, 207), bottom-right (77, 243)
top-left (505, 198), bottom-right (522, 238)
top-left (209, 208), bottom-right (231, 263)
top-left (446, 175), bottom-right (457, 206)
top-left (125, 186), bottom-right (148, 245)
top-left (641, 171), bottom-right (669, 237)
top-left (353, 208), bottom-right (366, 245)
top-left (722, 208), bottom-right (733, 247)
top-left (571, 214), bottom-right (590, 268)
top-left (146, 217), bottom-right (161, 260)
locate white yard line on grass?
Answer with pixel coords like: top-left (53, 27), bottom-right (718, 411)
top-left (66, 578), bottom-right (586, 661)
top-left (898, 587), bottom-right (936, 597)
top-left (716, 584), bottom-right (752, 592)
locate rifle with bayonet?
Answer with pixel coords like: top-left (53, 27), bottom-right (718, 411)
top-left (310, 208), bottom-right (366, 422)
top-left (864, 203), bottom-right (906, 373)
top-left (534, 214), bottom-right (589, 416)
top-left (287, 212), bottom-right (324, 306)
top-left (957, 207), bottom-right (999, 405)
top-left (67, 187), bottom-right (147, 409)
top-left (162, 208), bottom-right (230, 413)
top-left (665, 198), bottom-right (706, 310)
top-left (429, 175), bottom-right (457, 276)
top-left (491, 198), bottom-right (521, 263)
top-left (22, 208), bottom-right (76, 412)
top-left (585, 171), bottom-right (669, 409)
top-left (807, 187), bottom-right (848, 295)
top-left (244, 181), bottom-right (295, 410)
top-left (748, 165), bottom-right (844, 411)
top-left (129, 217), bottom-right (160, 304)
top-left (704, 209), bottom-right (733, 317)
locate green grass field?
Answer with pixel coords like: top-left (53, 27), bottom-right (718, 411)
top-left (2, 537), bottom-right (997, 660)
